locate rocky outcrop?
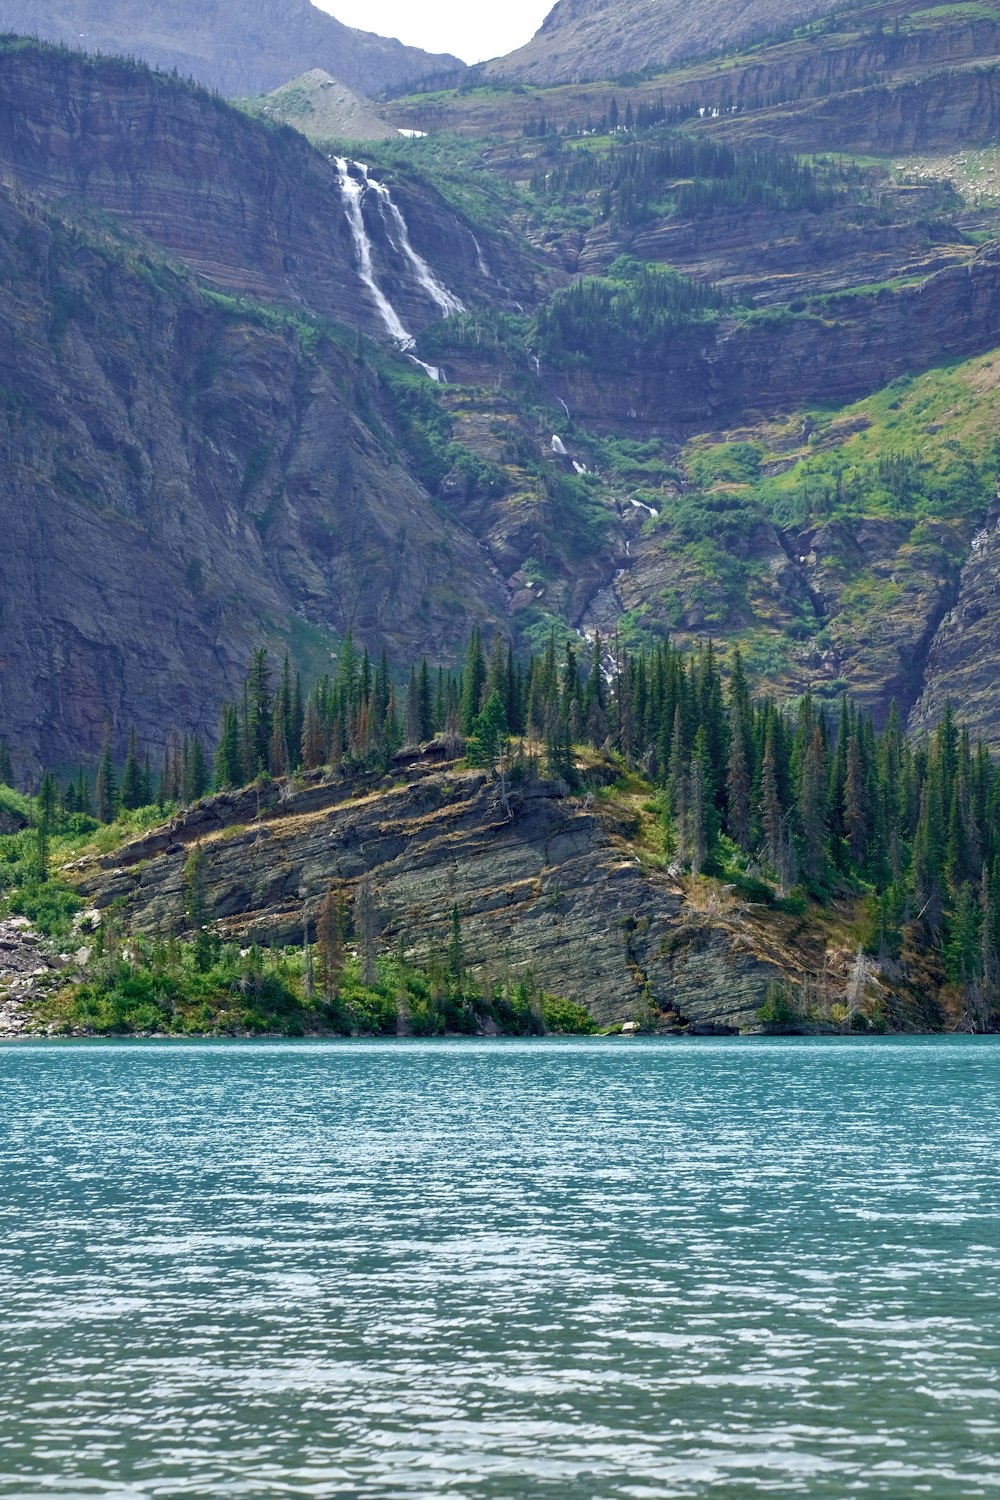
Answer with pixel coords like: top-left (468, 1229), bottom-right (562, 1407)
top-left (244, 69), bottom-right (401, 142)
top-left (0, 916), bottom-right (65, 1031)
top-left (67, 762), bottom-right (824, 1029)
top-left (68, 759), bottom-right (948, 1031)
top-left (0, 0), bottom-right (459, 98)
top-left (910, 498), bottom-right (1000, 752)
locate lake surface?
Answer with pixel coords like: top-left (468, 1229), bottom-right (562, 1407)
top-left (0, 1037), bottom-right (998, 1499)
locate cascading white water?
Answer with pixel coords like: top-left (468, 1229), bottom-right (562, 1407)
top-left (333, 156), bottom-right (463, 380)
top-left (334, 157), bottom-right (413, 348)
top-left (369, 179), bottom-right (465, 319)
top-left (470, 233), bottom-right (491, 280)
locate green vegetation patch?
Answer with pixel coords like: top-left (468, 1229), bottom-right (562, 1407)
top-left (536, 256), bottom-right (729, 370)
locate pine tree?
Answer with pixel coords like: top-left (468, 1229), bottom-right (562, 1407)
top-left (797, 725), bottom-right (829, 890)
top-left (290, 671), bottom-right (304, 771)
top-left (185, 735), bottom-right (209, 802)
top-left (120, 727), bottom-right (144, 812)
top-left (268, 710), bottom-right (289, 778)
top-left (460, 628), bottom-right (487, 734)
top-left (404, 666), bottom-right (422, 748)
top-left (300, 696), bottom-right (325, 771)
top-left (418, 659), bottom-right (434, 742)
top-left (95, 731), bottom-right (117, 824)
top-left (666, 706), bottom-right (688, 866)
top-left (760, 728), bottom-right (784, 880)
top-left (34, 771), bottom-right (58, 879)
top-left (913, 768), bottom-right (947, 938)
top-left (689, 732), bottom-right (708, 878)
top-left (447, 903), bottom-right (465, 989)
top-left (725, 702), bottom-right (752, 852)
top-left (246, 648), bottom-right (273, 774)
top-left (355, 874), bottom-right (378, 987)
top-left (466, 691), bottom-right (510, 772)
top-left (215, 705), bottom-right (244, 789)
top-left (945, 883), bottom-right (981, 988)
top-left (183, 844), bottom-right (214, 970)
top-left (485, 631), bottom-right (508, 708)
top-left (843, 729), bottom-right (868, 867)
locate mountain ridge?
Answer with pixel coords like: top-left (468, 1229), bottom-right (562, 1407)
top-left (0, 0), bottom-right (459, 97)
top-left (485, 0), bottom-right (865, 84)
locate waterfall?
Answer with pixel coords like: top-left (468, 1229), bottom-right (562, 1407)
top-left (334, 157), bottom-right (412, 348)
top-left (368, 178), bottom-right (465, 319)
top-left (333, 156), bottom-right (463, 378)
top-left (470, 233), bottom-right (491, 280)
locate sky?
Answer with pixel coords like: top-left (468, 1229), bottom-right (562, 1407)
top-left (311, 0), bottom-right (555, 64)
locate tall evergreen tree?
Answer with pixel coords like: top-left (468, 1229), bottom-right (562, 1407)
top-left (95, 731), bottom-right (117, 824)
top-left (120, 727), bottom-right (144, 812)
top-left (460, 628), bottom-right (488, 734)
top-left (246, 649), bottom-right (273, 775)
top-left (186, 735), bottom-right (209, 801)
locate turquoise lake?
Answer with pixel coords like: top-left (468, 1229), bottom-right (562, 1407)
top-left (0, 1036), bottom-right (998, 1498)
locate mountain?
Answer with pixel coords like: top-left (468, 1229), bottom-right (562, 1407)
top-left (240, 69), bottom-right (402, 141)
top-left (0, 43), bottom-right (539, 771)
top-left (5, 9), bottom-right (1000, 767)
top-left (484, 0), bottom-right (848, 85)
top-left (3, 6), bottom-right (1000, 1034)
top-left (0, 0), bottom-right (460, 97)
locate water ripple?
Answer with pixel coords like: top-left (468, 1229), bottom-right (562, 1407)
top-left (0, 1036), bottom-right (998, 1498)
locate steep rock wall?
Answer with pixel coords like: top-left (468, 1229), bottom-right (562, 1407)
top-left (0, 48), bottom-right (526, 340)
top-left (0, 185), bottom-right (507, 775)
top-left (539, 246), bottom-right (1000, 435)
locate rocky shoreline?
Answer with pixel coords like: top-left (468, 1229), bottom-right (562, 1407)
top-left (0, 916), bottom-right (67, 1036)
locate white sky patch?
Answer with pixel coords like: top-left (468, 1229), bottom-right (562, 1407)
top-left (311, 0), bottom-right (554, 65)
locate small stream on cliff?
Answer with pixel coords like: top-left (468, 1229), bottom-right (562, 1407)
top-left (1, 1036), bottom-right (998, 1498)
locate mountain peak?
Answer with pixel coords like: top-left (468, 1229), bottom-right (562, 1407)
top-left (247, 68), bottom-right (402, 140)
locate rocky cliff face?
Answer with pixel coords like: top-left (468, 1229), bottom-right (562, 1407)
top-left (0, 0), bottom-right (459, 97)
top-left (485, 0), bottom-right (842, 85)
top-left (701, 59), bottom-right (1000, 155)
top-left (536, 245), bottom-right (1000, 435)
top-left (0, 180), bottom-right (508, 775)
top-left (910, 494), bottom-right (1000, 743)
top-left (72, 758), bottom-right (942, 1032)
top-left (403, 6), bottom-right (1000, 144)
top-left (0, 48), bottom-right (527, 341)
